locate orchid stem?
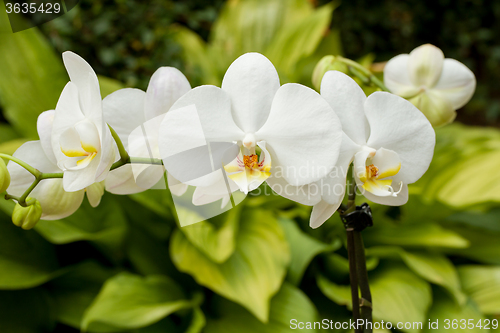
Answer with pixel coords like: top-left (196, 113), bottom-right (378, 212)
top-left (338, 167), bottom-right (373, 333)
top-left (336, 56), bottom-right (390, 92)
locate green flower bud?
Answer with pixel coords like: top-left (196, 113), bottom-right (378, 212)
top-left (312, 55), bottom-right (349, 91)
top-left (0, 158), bottom-right (10, 194)
top-left (12, 198), bottom-right (42, 230)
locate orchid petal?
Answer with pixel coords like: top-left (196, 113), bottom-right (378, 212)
top-left (221, 53), bottom-right (280, 133)
top-left (37, 110), bottom-right (57, 165)
top-left (62, 156), bottom-right (100, 192)
top-left (383, 54), bottom-right (422, 98)
top-left (371, 148), bottom-right (401, 180)
top-left (361, 182), bottom-right (409, 206)
top-left (52, 82), bottom-right (86, 164)
top-left (365, 92), bottom-right (435, 184)
top-left (86, 181), bottom-right (105, 207)
top-left (167, 172), bottom-right (188, 197)
top-left (94, 124), bottom-right (116, 182)
top-left (161, 86), bottom-right (244, 157)
top-left (256, 83), bottom-right (342, 186)
top-left (310, 200), bottom-right (339, 229)
top-left (320, 134), bottom-right (360, 205)
top-left (433, 58), bottom-right (476, 109)
top-left (408, 44), bottom-right (444, 88)
top-left (62, 51), bottom-right (101, 118)
top-left (160, 90), bottom-right (243, 187)
top-left (265, 175), bottom-right (322, 206)
top-left (103, 88), bottom-right (146, 150)
top-left (321, 71), bottom-right (369, 145)
top-left (105, 164), bottom-right (147, 195)
top-left (144, 67), bottom-right (191, 121)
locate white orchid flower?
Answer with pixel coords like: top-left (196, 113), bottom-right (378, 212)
top-left (384, 44), bottom-right (476, 127)
top-left (158, 53), bottom-right (342, 203)
top-left (269, 71), bottom-right (435, 228)
top-left (51, 51), bottom-right (116, 192)
top-left (102, 67), bottom-right (191, 195)
top-left (7, 111), bottom-right (104, 220)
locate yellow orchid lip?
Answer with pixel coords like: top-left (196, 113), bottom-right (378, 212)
top-left (223, 143), bottom-right (272, 194)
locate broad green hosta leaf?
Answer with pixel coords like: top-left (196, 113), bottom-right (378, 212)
top-left (0, 211), bottom-right (60, 289)
top-left (48, 261), bottom-right (116, 329)
top-left (363, 222), bottom-right (469, 249)
top-left (458, 266), bottom-right (500, 315)
top-left (82, 272), bottom-right (196, 332)
top-left (0, 288), bottom-right (55, 332)
top-left (170, 25), bottom-right (220, 85)
top-left (170, 209), bottom-right (290, 322)
top-left (173, 0), bottom-right (335, 85)
top-left (279, 217), bottom-right (340, 285)
top-left (265, 3), bottom-right (335, 81)
top-left (0, 28), bottom-right (67, 139)
top-left (35, 196), bottom-right (127, 251)
top-left (367, 246), bottom-right (466, 305)
top-left (423, 292), bottom-right (485, 333)
top-left (178, 205), bottom-right (241, 263)
top-left (205, 283), bottom-right (318, 332)
top-left (318, 266), bottom-right (432, 333)
top-left (415, 124), bottom-right (500, 207)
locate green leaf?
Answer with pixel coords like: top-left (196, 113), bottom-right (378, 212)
top-left (178, 205), bottom-right (241, 263)
top-left (0, 28), bottom-right (68, 139)
top-left (170, 25), bottom-right (219, 86)
top-left (170, 209), bottom-right (290, 322)
top-left (417, 124), bottom-right (500, 207)
top-left (423, 291), bottom-right (485, 333)
top-left (82, 272), bottom-right (195, 332)
top-left (0, 211), bottom-right (60, 289)
top-left (205, 283), bottom-right (318, 332)
top-left (318, 266), bottom-right (432, 333)
top-left (48, 261), bottom-right (116, 329)
top-left (265, 3), bottom-right (335, 81)
top-left (0, 288), bottom-right (55, 332)
top-left (279, 217), bottom-right (340, 285)
top-left (458, 265), bottom-right (500, 315)
top-left (34, 196), bottom-right (127, 251)
top-left (367, 246), bottom-right (466, 305)
top-left (364, 222), bottom-right (469, 249)
top-left (185, 307), bottom-right (206, 333)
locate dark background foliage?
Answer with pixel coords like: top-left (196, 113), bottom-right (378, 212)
top-left (35, 0), bottom-right (500, 126)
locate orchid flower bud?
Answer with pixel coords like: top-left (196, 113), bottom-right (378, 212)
top-left (0, 158), bottom-right (10, 194)
top-left (12, 198), bottom-right (42, 230)
top-left (312, 55), bottom-right (349, 91)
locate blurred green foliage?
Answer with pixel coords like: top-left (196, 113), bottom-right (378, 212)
top-left (0, 0), bottom-right (500, 332)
